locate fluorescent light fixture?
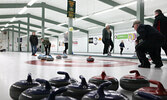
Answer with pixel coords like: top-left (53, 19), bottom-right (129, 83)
top-left (114, 1), bottom-right (137, 9)
top-left (75, 16), bottom-right (89, 21)
top-left (5, 23), bottom-right (9, 27)
top-left (87, 26), bottom-right (99, 30)
top-left (1, 28), bottom-right (5, 31)
top-left (45, 28), bottom-right (50, 31)
top-left (93, 1), bottom-right (137, 16)
top-left (57, 22), bottom-right (67, 26)
top-left (21, 35), bottom-right (28, 38)
top-left (27, 0), bottom-right (39, 6)
top-left (10, 17), bottom-right (16, 22)
top-left (111, 21), bottom-right (124, 25)
top-left (73, 30), bottom-right (80, 32)
top-left (45, 35), bottom-right (51, 38)
top-left (18, 6), bottom-right (28, 14)
top-left (36, 30), bottom-right (41, 33)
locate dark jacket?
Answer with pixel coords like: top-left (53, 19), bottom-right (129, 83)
top-left (30, 35), bottom-right (38, 45)
top-left (136, 24), bottom-right (164, 48)
top-left (119, 42), bottom-right (125, 48)
top-left (153, 13), bottom-right (167, 37)
top-left (102, 28), bottom-right (112, 43)
top-left (42, 38), bottom-right (51, 46)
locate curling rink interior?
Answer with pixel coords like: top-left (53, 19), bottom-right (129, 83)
top-left (0, 52), bottom-right (167, 100)
top-left (1, 0), bottom-right (167, 99)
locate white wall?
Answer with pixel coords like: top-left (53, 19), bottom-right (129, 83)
top-left (49, 37), bottom-right (58, 52)
top-left (57, 32), bottom-right (88, 53)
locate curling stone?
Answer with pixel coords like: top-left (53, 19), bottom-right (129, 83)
top-left (132, 80), bottom-right (167, 100)
top-left (82, 82), bottom-right (129, 100)
top-left (63, 75), bottom-right (97, 100)
top-left (19, 81), bottom-right (56, 100)
top-left (89, 71), bottom-right (119, 91)
top-left (120, 70), bottom-right (150, 91)
top-left (49, 71), bottom-right (77, 87)
top-left (56, 55), bottom-right (62, 59)
top-left (87, 56), bottom-right (94, 62)
top-left (38, 54), bottom-right (43, 59)
top-left (62, 54), bottom-right (68, 58)
top-left (46, 55), bottom-right (54, 61)
top-left (41, 55), bottom-right (47, 60)
top-left (9, 74), bottom-right (40, 100)
top-left (42, 87), bottom-right (77, 100)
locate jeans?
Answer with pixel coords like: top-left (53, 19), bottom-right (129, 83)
top-left (31, 45), bottom-right (37, 55)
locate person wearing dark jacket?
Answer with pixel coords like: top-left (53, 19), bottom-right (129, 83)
top-left (133, 20), bottom-right (164, 68)
top-left (30, 32), bottom-right (38, 56)
top-left (41, 38), bottom-right (51, 55)
top-left (153, 9), bottom-right (167, 56)
top-left (119, 41), bottom-right (125, 55)
top-left (102, 24), bottom-right (114, 56)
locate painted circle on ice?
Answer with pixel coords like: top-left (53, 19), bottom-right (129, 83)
top-left (26, 58), bottom-right (137, 67)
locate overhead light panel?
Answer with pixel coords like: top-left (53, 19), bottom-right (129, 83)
top-left (75, 16), bottom-right (89, 21)
top-left (87, 26), bottom-right (99, 30)
top-left (18, 6), bottom-right (28, 15)
top-left (93, 1), bottom-right (137, 16)
top-left (10, 17), bottom-right (16, 22)
top-left (5, 23), bottom-right (9, 27)
top-left (57, 22), bottom-right (67, 26)
top-left (45, 28), bottom-right (50, 31)
top-left (28, 0), bottom-right (39, 6)
top-left (1, 28), bottom-right (5, 31)
top-left (73, 30), bottom-right (80, 32)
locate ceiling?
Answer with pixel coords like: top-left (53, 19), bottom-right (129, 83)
top-left (0, 0), bottom-right (167, 37)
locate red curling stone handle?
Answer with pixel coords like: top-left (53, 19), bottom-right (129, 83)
top-left (130, 70), bottom-right (140, 77)
top-left (149, 80), bottom-right (167, 95)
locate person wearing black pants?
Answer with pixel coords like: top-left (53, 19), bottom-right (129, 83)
top-left (30, 32), bottom-right (38, 56)
top-left (153, 9), bottom-right (167, 56)
top-left (102, 24), bottom-right (114, 56)
top-left (41, 38), bottom-right (51, 55)
top-left (63, 32), bottom-right (68, 54)
top-left (133, 20), bottom-right (164, 68)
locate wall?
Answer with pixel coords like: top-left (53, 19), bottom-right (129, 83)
top-left (57, 32), bottom-right (88, 53)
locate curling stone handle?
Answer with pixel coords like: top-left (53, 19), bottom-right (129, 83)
top-left (57, 71), bottom-right (70, 80)
top-left (27, 73), bottom-right (33, 83)
top-left (149, 80), bottom-right (167, 95)
top-left (89, 56), bottom-right (92, 58)
top-left (48, 87), bottom-right (68, 100)
top-left (97, 82), bottom-right (112, 97)
top-left (79, 75), bottom-right (88, 88)
top-left (45, 81), bottom-right (52, 90)
top-left (130, 70), bottom-right (140, 77)
top-left (137, 91), bottom-right (161, 100)
top-left (35, 78), bottom-right (47, 84)
top-left (101, 71), bottom-right (106, 80)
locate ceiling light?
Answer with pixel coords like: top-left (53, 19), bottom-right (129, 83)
top-left (94, 1), bottom-right (137, 16)
top-left (10, 17), bottom-right (16, 22)
top-left (73, 30), bottom-right (80, 32)
top-left (18, 6), bottom-right (28, 15)
top-left (21, 35), bottom-right (28, 38)
top-left (27, 0), bottom-right (39, 6)
top-left (57, 23), bottom-right (67, 26)
top-left (87, 26), bottom-right (99, 30)
top-left (1, 28), bottom-right (5, 31)
top-left (111, 21), bottom-right (124, 25)
top-left (75, 16), bottom-right (89, 21)
top-left (45, 28), bottom-right (50, 31)
top-left (5, 23), bottom-right (9, 27)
